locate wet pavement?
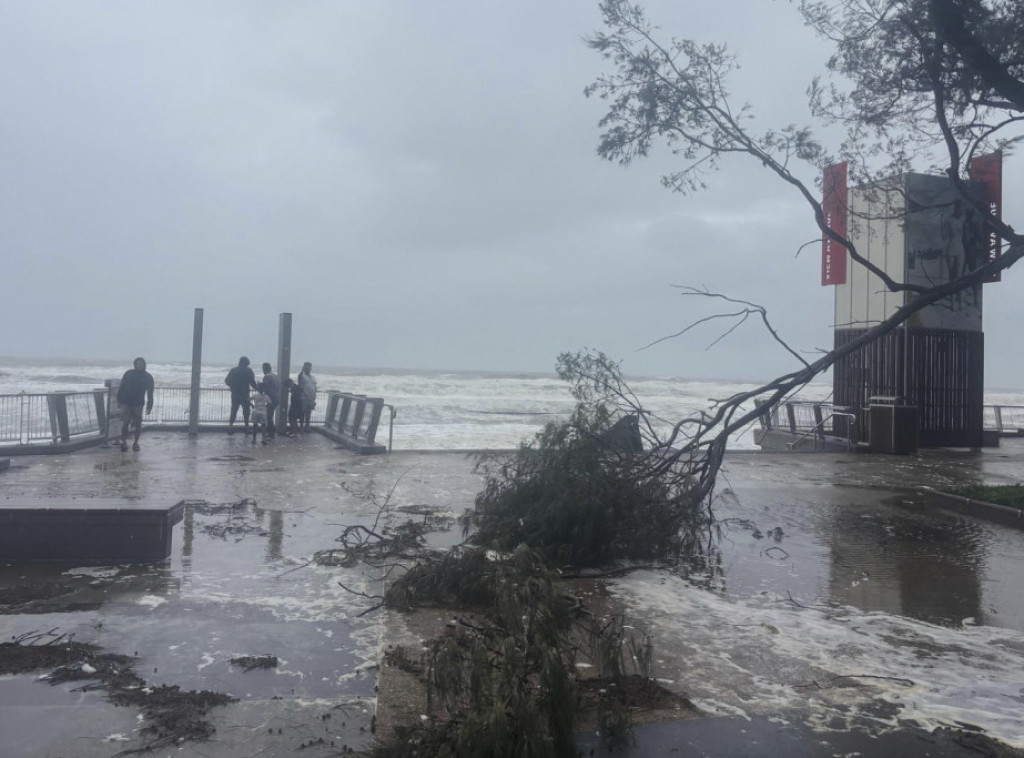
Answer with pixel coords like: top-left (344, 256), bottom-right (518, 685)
top-left (0, 432), bottom-right (483, 757)
top-left (599, 443), bottom-right (1024, 754)
top-left (0, 433), bottom-right (1023, 755)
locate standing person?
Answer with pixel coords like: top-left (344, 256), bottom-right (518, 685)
top-left (298, 362), bottom-right (317, 432)
top-left (117, 357), bottom-right (154, 452)
top-left (225, 356), bottom-right (258, 434)
top-left (286, 378), bottom-right (303, 436)
top-left (260, 362), bottom-right (281, 439)
top-left (250, 387), bottom-right (269, 445)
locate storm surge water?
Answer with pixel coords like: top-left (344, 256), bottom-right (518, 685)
top-left (0, 357), bottom-right (812, 450)
top-left (4, 357), bottom-right (1024, 451)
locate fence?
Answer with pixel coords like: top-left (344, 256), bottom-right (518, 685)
top-left (758, 399), bottom-right (1023, 443)
top-left (322, 392), bottom-right (391, 453)
top-left (0, 391), bottom-right (106, 446)
top-left (0, 387), bottom-right (330, 447)
top-left (144, 387), bottom-right (328, 426)
top-left (984, 405), bottom-right (1024, 434)
top-left (756, 400), bottom-right (851, 434)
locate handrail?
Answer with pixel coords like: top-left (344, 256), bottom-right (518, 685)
top-left (786, 412), bottom-right (857, 451)
top-left (0, 390), bottom-right (106, 446)
top-left (383, 404), bottom-right (396, 452)
top-left (984, 404), bottom-right (1024, 433)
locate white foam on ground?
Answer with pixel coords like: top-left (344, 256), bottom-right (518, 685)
top-left (609, 571), bottom-right (1024, 747)
top-left (63, 567), bottom-right (121, 578)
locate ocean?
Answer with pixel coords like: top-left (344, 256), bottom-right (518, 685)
top-left (3, 358), bottom-right (1023, 451)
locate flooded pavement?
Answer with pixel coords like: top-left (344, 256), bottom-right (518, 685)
top-left (604, 442), bottom-right (1024, 753)
top-left (0, 432), bottom-right (483, 757)
top-left (0, 433), bottom-right (1023, 755)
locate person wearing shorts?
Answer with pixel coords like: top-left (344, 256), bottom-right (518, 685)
top-left (251, 388), bottom-right (269, 445)
top-left (117, 357), bottom-right (154, 452)
top-left (225, 356), bottom-right (258, 434)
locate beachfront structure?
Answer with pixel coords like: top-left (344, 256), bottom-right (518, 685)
top-left (822, 157), bottom-right (1002, 449)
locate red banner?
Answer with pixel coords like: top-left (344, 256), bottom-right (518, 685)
top-left (821, 162), bottom-right (848, 286)
top-left (970, 151), bottom-right (1002, 283)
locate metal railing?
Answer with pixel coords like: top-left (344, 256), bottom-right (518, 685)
top-left (322, 392), bottom-right (395, 451)
top-left (756, 400), bottom-right (853, 435)
top-left (0, 387), bottom-right (335, 446)
top-left (786, 412), bottom-right (857, 451)
top-left (984, 405), bottom-right (1024, 434)
top-left (0, 391), bottom-right (106, 446)
top-left (144, 386), bottom-right (328, 426)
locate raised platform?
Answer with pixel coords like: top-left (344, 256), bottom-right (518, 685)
top-left (753, 427), bottom-right (857, 453)
top-left (0, 498), bottom-right (184, 562)
top-left (315, 425), bottom-right (387, 454)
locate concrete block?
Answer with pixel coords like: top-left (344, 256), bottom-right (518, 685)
top-left (0, 498), bottom-right (184, 562)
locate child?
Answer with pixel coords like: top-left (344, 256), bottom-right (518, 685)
top-left (251, 388), bottom-right (269, 445)
top-left (286, 378), bottom-right (303, 436)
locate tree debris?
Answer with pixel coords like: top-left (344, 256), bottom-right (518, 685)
top-left (229, 654), bottom-right (278, 672)
top-left (0, 628), bottom-right (234, 755)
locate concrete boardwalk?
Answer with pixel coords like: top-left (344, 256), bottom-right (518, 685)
top-left (0, 432), bottom-right (483, 757)
top-left (1, 433), bottom-right (1024, 756)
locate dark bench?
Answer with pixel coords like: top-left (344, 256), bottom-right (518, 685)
top-left (0, 498), bottom-right (184, 562)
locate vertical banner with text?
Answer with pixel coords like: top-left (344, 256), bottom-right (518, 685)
top-left (970, 151), bottom-right (1003, 283)
top-left (821, 162), bottom-right (848, 286)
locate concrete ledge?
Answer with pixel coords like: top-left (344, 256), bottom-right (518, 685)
top-left (916, 487), bottom-right (1024, 529)
top-left (0, 435), bottom-right (107, 457)
top-left (314, 426), bottom-right (387, 455)
top-left (0, 498), bottom-right (185, 562)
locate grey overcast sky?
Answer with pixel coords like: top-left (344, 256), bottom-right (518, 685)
top-left (2, 1), bottom-right (1022, 386)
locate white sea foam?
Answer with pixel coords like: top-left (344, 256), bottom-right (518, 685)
top-left (610, 571), bottom-right (1024, 747)
top-left (3, 357), bottom-right (1023, 451)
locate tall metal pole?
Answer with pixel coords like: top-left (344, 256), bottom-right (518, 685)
top-left (188, 308), bottom-right (204, 436)
top-left (276, 313), bottom-right (292, 435)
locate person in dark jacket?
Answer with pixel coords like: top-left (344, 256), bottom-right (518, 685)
top-left (225, 356), bottom-right (258, 434)
top-left (117, 357), bottom-right (154, 452)
top-left (285, 378), bottom-right (303, 436)
top-left (260, 362), bottom-right (281, 438)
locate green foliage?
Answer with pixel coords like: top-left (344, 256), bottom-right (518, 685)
top-left (380, 547), bottom-right (580, 757)
top-left (378, 547), bottom-right (664, 758)
top-left (384, 546), bottom-right (496, 609)
top-left (951, 483), bottom-right (1024, 511)
top-left (376, 352), bottom-right (704, 755)
top-left (466, 350), bottom-right (707, 568)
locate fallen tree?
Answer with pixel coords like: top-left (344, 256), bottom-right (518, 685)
top-left (468, 349), bottom-right (711, 568)
top-left (585, 0), bottom-right (1024, 496)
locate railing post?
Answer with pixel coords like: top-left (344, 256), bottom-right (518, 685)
top-left (351, 400), bottom-right (367, 439)
top-left (277, 313), bottom-right (292, 436)
top-left (385, 404), bottom-right (395, 452)
top-left (189, 307), bottom-right (204, 436)
top-left (994, 405), bottom-right (1004, 433)
top-left (785, 403), bottom-right (797, 434)
top-left (19, 392), bottom-right (27, 445)
top-left (325, 392), bottom-right (340, 431)
top-left (363, 398), bottom-right (384, 444)
top-left (93, 390), bottom-right (108, 438)
top-left (339, 397), bottom-right (354, 435)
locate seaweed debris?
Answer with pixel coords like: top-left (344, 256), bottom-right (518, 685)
top-left (230, 654), bottom-right (279, 672)
top-left (0, 629), bottom-right (234, 755)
